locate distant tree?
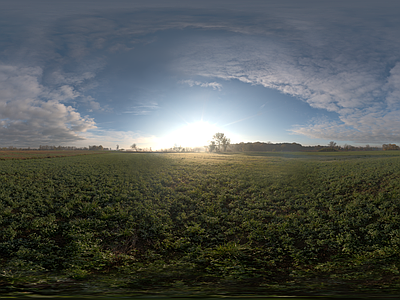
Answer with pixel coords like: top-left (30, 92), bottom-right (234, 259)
top-left (116, 144), bottom-right (119, 150)
top-left (208, 141), bottom-right (216, 152)
top-left (89, 145), bottom-right (103, 151)
top-left (383, 143), bottom-right (399, 151)
top-left (131, 143), bottom-right (137, 151)
top-left (221, 136), bottom-right (231, 152)
top-left (173, 144), bottom-right (182, 152)
top-left (212, 132), bottom-right (231, 152)
top-left (328, 141), bottom-right (337, 149)
top-left (238, 142), bottom-right (245, 152)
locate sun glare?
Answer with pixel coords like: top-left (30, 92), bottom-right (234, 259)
top-left (157, 121), bottom-right (222, 149)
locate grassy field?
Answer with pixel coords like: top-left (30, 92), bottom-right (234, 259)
top-left (2, 151), bottom-right (400, 297)
top-left (0, 150), bottom-right (97, 160)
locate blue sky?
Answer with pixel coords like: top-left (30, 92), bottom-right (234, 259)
top-left (1, 0), bottom-right (400, 149)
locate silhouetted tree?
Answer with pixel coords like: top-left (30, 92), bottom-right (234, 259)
top-left (328, 141), bottom-right (337, 149)
top-left (212, 133), bottom-right (230, 152)
top-left (208, 141), bottom-right (216, 152)
top-left (383, 144), bottom-right (399, 150)
top-left (89, 145), bottom-right (104, 150)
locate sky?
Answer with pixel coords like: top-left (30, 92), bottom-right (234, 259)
top-left (1, 0), bottom-right (400, 150)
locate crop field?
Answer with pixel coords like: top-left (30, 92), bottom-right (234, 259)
top-left (0, 150), bottom-right (97, 160)
top-left (2, 151), bottom-right (400, 296)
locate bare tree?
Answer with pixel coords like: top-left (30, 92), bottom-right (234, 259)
top-left (208, 140), bottom-right (216, 152)
top-left (328, 141), bottom-right (337, 149)
top-left (221, 136), bottom-right (231, 152)
top-left (131, 143), bottom-right (137, 151)
top-left (212, 133), bottom-right (231, 152)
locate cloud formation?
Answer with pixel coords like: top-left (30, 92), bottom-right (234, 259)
top-left (0, 65), bottom-right (95, 146)
top-left (123, 103), bottom-right (160, 115)
top-left (168, 3), bottom-right (400, 143)
top-left (2, 1), bottom-right (400, 145)
top-left (179, 79), bottom-right (222, 91)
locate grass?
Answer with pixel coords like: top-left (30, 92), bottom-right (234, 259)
top-left (0, 150), bottom-right (99, 160)
top-left (1, 151), bottom-right (400, 297)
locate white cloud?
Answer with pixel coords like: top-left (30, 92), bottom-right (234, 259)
top-left (47, 70), bottom-right (97, 86)
top-left (384, 63), bottom-right (400, 109)
top-left (3, 1), bottom-right (400, 144)
top-left (0, 64), bottom-right (96, 147)
top-left (80, 96), bottom-right (112, 113)
top-left (172, 25), bottom-right (400, 142)
top-left (123, 102), bottom-right (160, 115)
top-left (179, 79), bottom-right (222, 91)
top-left (291, 108), bottom-right (400, 143)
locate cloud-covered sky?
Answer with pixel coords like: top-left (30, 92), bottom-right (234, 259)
top-left (1, 0), bottom-right (400, 149)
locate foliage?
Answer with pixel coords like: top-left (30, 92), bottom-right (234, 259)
top-left (328, 141), bottom-right (337, 148)
top-left (383, 143), bottom-right (400, 151)
top-left (208, 140), bottom-right (216, 153)
top-left (230, 142), bottom-right (381, 152)
top-left (0, 150), bottom-right (98, 160)
top-left (2, 151), bottom-right (400, 295)
top-left (210, 133), bottom-right (230, 152)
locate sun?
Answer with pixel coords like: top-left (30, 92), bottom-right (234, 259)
top-left (157, 121), bottom-right (221, 149)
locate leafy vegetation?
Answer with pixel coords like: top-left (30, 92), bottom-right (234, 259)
top-left (2, 151), bottom-right (400, 296)
top-left (0, 150), bottom-right (97, 160)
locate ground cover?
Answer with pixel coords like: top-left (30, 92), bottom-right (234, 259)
top-left (0, 150), bottom-right (99, 160)
top-left (1, 151), bottom-right (400, 297)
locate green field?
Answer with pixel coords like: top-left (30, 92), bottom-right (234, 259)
top-left (0, 150), bottom-right (96, 160)
top-left (2, 151), bottom-right (400, 297)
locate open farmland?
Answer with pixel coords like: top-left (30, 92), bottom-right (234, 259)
top-left (0, 150), bottom-right (98, 160)
top-left (2, 151), bottom-right (400, 296)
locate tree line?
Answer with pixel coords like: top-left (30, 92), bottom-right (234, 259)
top-left (208, 136), bottom-right (384, 152)
top-left (3, 136), bottom-right (400, 153)
top-left (229, 141), bottom-right (382, 152)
